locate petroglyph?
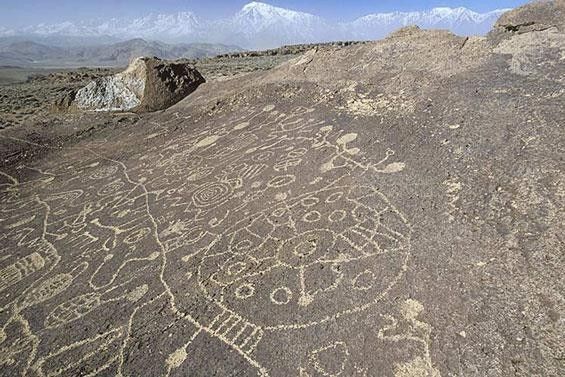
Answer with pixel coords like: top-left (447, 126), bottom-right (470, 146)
top-left (44, 292), bottom-right (103, 328)
top-left (294, 299), bottom-right (440, 376)
top-left (338, 92), bottom-right (416, 117)
top-left (309, 341), bottom-right (350, 376)
top-left (0, 253), bottom-right (45, 292)
top-left (1, 2), bottom-right (564, 373)
top-left (20, 271), bottom-right (74, 309)
top-left (192, 184), bottom-right (411, 330)
top-left (379, 300), bottom-right (441, 377)
top-left (166, 346), bottom-right (188, 369)
top-left (443, 177), bottom-right (462, 222)
top-left (98, 104), bottom-right (414, 376)
top-left (0, 97), bottom-right (412, 375)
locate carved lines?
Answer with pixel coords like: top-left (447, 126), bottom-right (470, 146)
top-left (0, 253), bottom-right (45, 292)
top-left (209, 309), bottom-right (264, 354)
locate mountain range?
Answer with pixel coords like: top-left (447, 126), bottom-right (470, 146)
top-left (0, 39), bottom-right (241, 68)
top-left (1, 2), bottom-right (512, 50)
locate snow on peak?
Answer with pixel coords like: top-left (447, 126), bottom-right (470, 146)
top-left (349, 6), bottom-right (508, 38)
top-left (241, 2), bottom-right (304, 15)
top-left (237, 1), bottom-right (320, 22)
top-left (3, 3), bottom-right (513, 49)
top-left (241, 2), bottom-right (274, 12)
top-left (227, 2), bottom-right (327, 49)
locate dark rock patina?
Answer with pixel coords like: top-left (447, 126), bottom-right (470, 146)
top-left (0, 2), bottom-right (563, 376)
top-left (64, 57), bottom-right (205, 113)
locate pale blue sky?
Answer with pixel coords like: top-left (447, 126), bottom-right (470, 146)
top-left (0, 0), bottom-right (530, 28)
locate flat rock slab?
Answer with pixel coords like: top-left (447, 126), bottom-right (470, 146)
top-left (0, 2), bottom-right (563, 376)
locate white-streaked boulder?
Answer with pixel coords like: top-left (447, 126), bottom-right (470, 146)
top-left (71, 57), bottom-right (204, 112)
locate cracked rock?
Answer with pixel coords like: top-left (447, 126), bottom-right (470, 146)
top-left (70, 57), bottom-right (205, 112)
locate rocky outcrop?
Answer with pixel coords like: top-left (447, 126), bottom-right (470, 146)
top-left (493, 0), bottom-right (565, 33)
top-left (135, 57), bottom-right (205, 112)
top-left (71, 57), bottom-right (205, 112)
top-left (490, 0), bottom-right (565, 76)
top-left (1, 2), bottom-right (564, 377)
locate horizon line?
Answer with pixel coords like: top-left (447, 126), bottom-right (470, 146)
top-left (2, 2), bottom-right (514, 31)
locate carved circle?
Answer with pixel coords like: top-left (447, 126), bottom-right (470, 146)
top-left (192, 182), bottom-right (232, 208)
top-left (270, 287), bottom-right (292, 305)
top-left (235, 283), bottom-right (255, 299)
top-left (89, 165), bottom-right (118, 180)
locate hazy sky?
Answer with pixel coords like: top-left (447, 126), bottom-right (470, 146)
top-left (1, 0), bottom-right (530, 28)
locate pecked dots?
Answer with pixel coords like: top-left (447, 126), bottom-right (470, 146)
top-left (124, 227), bottom-right (151, 244)
top-left (228, 262), bottom-right (247, 276)
top-left (233, 239), bottom-right (254, 252)
top-left (301, 197), bottom-right (319, 207)
top-left (88, 165), bottom-right (118, 180)
top-left (352, 270), bottom-right (376, 291)
top-left (97, 180), bottom-right (125, 196)
top-left (325, 191), bottom-right (344, 203)
top-left (303, 211), bottom-right (322, 223)
top-left (235, 283), bottom-right (255, 299)
top-left (21, 273), bottom-right (74, 309)
top-left (271, 207), bottom-right (287, 218)
top-left (268, 175), bottom-right (296, 188)
top-left (270, 286), bottom-right (292, 305)
top-left (329, 210), bottom-right (347, 222)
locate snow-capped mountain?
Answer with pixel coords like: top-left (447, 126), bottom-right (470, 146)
top-left (0, 2), bottom-right (512, 49)
top-left (0, 26), bottom-right (15, 37)
top-left (213, 2), bottom-right (331, 49)
top-left (347, 7), bottom-right (510, 40)
top-left (115, 12), bottom-right (201, 40)
top-left (14, 12), bottom-right (201, 41)
top-left (233, 2), bottom-right (323, 31)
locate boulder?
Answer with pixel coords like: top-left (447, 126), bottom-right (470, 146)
top-left (493, 0), bottom-right (565, 34)
top-left (72, 57), bottom-right (205, 112)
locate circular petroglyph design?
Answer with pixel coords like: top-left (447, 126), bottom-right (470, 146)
top-left (97, 180), bottom-right (125, 196)
top-left (192, 182), bottom-right (233, 208)
top-left (197, 185), bottom-right (412, 330)
top-left (149, 110), bottom-right (414, 365)
top-left (0, 97), bottom-right (420, 376)
top-left (270, 287), bottom-right (292, 305)
top-left (235, 283), bottom-right (255, 299)
top-left (88, 165), bottom-right (118, 180)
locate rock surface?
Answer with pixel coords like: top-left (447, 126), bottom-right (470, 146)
top-left (0, 2), bottom-right (563, 377)
top-left (73, 57), bottom-right (205, 112)
top-left (493, 0), bottom-right (565, 33)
